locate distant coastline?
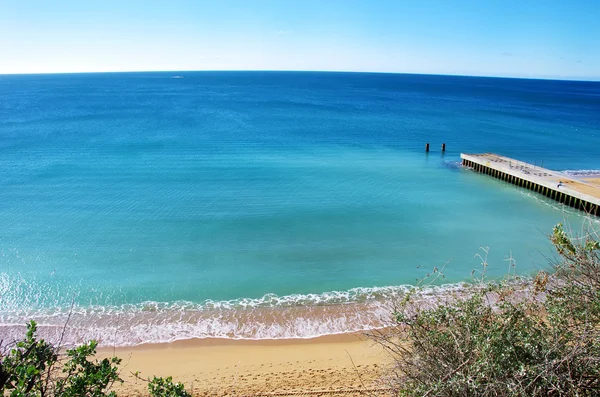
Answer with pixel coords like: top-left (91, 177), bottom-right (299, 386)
top-left (1, 69), bottom-right (600, 83)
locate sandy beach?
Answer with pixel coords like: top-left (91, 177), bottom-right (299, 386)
top-left (559, 178), bottom-right (600, 199)
top-left (98, 333), bottom-right (390, 396)
top-left (581, 177), bottom-right (600, 188)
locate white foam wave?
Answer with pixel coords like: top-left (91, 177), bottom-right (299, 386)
top-left (0, 281), bottom-right (468, 347)
top-left (562, 169), bottom-right (600, 177)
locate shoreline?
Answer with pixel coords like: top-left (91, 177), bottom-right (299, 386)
top-left (98, 332), bottom-right (389, 396)
top-left (1, 282), bottom-right (476, 348)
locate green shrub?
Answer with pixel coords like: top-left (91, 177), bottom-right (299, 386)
top-left (0, 321), bottom-right (122, 397)
top-left (0, 323), bottom-right (193, 397)
top-left (374, 223), bottom-right (600, 396)
top-left (56, 341), bottom-right (122, 397)
top-left (0, 321), bottom-right (58, 396)
top-left (148, 376), bottom-right (192, 397)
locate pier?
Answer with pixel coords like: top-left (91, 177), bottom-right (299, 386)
top-left (461, 153), bottom-right (600, 216)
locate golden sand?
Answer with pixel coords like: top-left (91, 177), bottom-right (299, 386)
top-left (98, 334), bottom-right (390, 396)
top-left (580, 177), bottom-right (600, 187)
top-left (557, 178), bottom-right (600, 198)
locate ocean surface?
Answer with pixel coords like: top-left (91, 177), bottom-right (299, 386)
top-left (0, 71), bottom-right (599, 346)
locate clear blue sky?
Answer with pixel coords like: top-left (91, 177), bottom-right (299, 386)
top-left (1, 0), bottom-right (599, 80)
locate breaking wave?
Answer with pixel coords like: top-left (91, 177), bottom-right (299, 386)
top-left (562, 169), bottom-right (600, 177)
top-left (0, 273), bottom-right (468, 347)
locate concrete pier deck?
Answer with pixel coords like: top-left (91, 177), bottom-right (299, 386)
top-left (461, 153), bottom-right (600, 216)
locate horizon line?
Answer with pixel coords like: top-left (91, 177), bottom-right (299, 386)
top-left (1, 69), bottom-right (599, 83)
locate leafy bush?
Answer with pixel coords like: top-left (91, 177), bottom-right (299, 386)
top-left (0, 321), bottom-right (122, 397)
top-left (148, 376), bottom-right (192, 397)
top-left (373, 223), bottom-right (600, 396)
top-left (0, 321), bottom-right (58, 396)
top-left (0, 322), bottom-right (192, 397)
top-left (56, 341), bottom-right (122, 397)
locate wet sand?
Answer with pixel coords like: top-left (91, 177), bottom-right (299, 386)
top-left (98, 333), bottom-right (390, 396)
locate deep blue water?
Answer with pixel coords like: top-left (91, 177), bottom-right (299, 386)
top-left (0, 71), bottom-right (599, 344)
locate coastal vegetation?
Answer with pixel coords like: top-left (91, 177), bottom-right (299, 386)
top-left (1, 223), bottom-right (599, 396)
top-left (0, 322), bottom-right (191, 397)
top-left (372, 223), bottom-right (600, 396)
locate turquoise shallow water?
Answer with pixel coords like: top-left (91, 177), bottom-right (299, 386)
top-left (0, 72), bottom-right (599, 345)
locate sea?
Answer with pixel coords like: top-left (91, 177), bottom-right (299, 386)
top-left (0, 71), bottom-right (599, 346)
